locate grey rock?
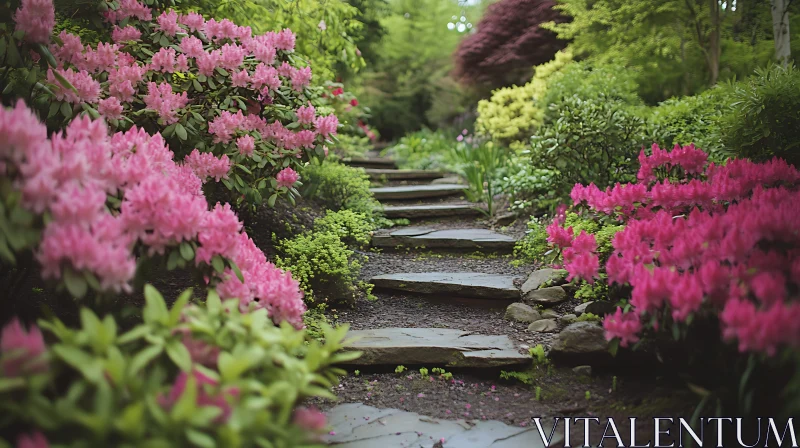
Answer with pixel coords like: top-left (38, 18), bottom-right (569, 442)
top-left (572, 365), bottom-right (592, 376)
top-left (431, 175), bottom-right (464, 185)
top-left (574, 301), bottom-right (593, 316)
top-left (505, 303), bottom-right (542, 323)
top-left (341, 328), bottom-right (530, 368)
top-left (523, 286), bottom-right (568, 306)
top-left (559, 314), bottom-right (578, 325)
top-left (365, 168), bottom-right (445, 181)
top-left (382, 203), bottom-right (482, 219)
top-left (541, 309), bottom-right (560, 320)
top-left (527, 319), bottom-right (558, 333)
top-left (371, 272), bottom-right (520, 300)
top-left (370, 184), bottom-right (466, 201)
top-left (520, 269), bottom-right (566, 294)
top-left (585, 301), bottom-right (618, 317)
top-left (550, 322), bottom-right (609, 359)
top-left (324, 403), bottom-right (563, 448)
top-left (372, 227), bottom-right (517, 252)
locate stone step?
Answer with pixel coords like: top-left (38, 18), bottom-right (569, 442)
top-left (343, 157), bottom-right (398, 169)
top-left (341, 328), bottom-right (530, 368)
top-left (371, 272), bottom-right (520, 300)
top-left (372, 227), bottom-right (517, 252)
top-left (365, 168), bottom-right (446, 181)
top-left (324, 403), bottom-right (562, 448)
top-left (382, 203), bottom-right (483, 219)
top-left (370, 184), bottom-right (466, 201)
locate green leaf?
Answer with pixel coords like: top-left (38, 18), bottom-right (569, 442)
top-left (180, 242), bottom-right (194, 261)
top-left (171, 373), bottom-right (197, 422)
top-left (206, 290), bottom-right (221, 314)
top-left (116, 402), bottom-right (146, 438)
top-left (60, 101), bottom-right (73, 119)
top-left (143, 285), bottom-right (169, 325)
top-left (167, 249), bottom-right (180, 270)
top-left (608, 338), bottom-right (620, 357)
top-left (0, 377), bottom-right (25, 393)
top-left (193, 79), bottom-right (203, 92)
top-left (267, 193), bottom-right (277, 207)
top-left (211, 255), bottom-right (225, 274)
top-left (169, 289), bottom-right (193, 326)
top-left (228, 260), bottom-right (244, 283)
top-left (53, 345), bottom-right (103, 383)
top-left (129, 345), bottom-right (164, 376)
top-left (175, 123), bottom-right (188, 141)
top-left (186, 429), bottom-right (217, 448)
top-left (166, 340), bottom-right (192, 372)
top-left (64, 267), bottom-right (88, 299)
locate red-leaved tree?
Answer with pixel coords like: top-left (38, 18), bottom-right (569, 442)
top-left (454, 0), bottom-right (567, 88)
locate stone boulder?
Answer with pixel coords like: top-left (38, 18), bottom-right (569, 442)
top-left (520, 269), bottom-right (565, 294)
top-left (523, 286), bottom-right (567, 306)
top-left (574, 301), bottom-right (592, 316)
top-left (541, 309), bottom-right (560, 319)
top-left (528, 319), bottom-right (558, 333)
top-left (505, 303), bottom-right (541, 323)
top-left (559, 314), bottom-right (578, 325)
top-left (585, 301), bottom-right (618, 317)
top-left (549, 322), bottom-right (610, 365)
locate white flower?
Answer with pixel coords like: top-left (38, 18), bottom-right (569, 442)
top-left (318, 20), bottom-right (327, 31)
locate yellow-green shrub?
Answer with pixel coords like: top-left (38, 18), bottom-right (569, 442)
top-left (475, 49), bottom-right (573, 149)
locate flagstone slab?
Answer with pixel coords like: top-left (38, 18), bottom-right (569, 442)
top-left (341, 328), bottom-right (530, 368)
top-left (382, 203), bottom-right (483, 219)
top-left (365, 168), bottom-right (446, 181)
top-left (370, 184), bottom-right (467, 200)
top-left (372, 227), bottom-right (517, 251)
top-left (371, 272), bottom-right (520, 300)
top-left (324, 403), bottom-right (563, 448)
top-left (343, 157), bottom-right (398, 169)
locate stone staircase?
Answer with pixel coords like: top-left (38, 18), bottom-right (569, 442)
top-left (325, 154), bottom-right (615, 446)
top-left (337, 155), bottom-right (528, 370)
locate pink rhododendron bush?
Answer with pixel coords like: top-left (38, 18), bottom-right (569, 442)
top-left (5, 0), bottom-right (340, 208)
top-left (0, 286), bottom-right (356, 446)
top-left (1, 99), bottom-right (306, 321)
top-left (547, 144), bottom-right (800, 407)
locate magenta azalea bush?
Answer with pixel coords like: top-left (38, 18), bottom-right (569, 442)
top-left (547, 144), bottom-right (800, 358)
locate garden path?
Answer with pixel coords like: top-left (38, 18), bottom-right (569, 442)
top-left (318, 152), bottom-right (694, 447)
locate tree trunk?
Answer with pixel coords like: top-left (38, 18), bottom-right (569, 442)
top-left (770, 0), bottom-right (792, 66)
top-left (708, 0), bottom-right (721, 85)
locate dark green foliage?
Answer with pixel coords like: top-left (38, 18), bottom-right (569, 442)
top-left (720, 64), bottom-right (800, 166)
top-left (650, 86), bottom-right (732, 161)
top-left (529, 97), bottom-right (653, 201)
top-left (301, 160), bottom-right (382, 218)
top-left (513, 217), bottom-right (549, 264)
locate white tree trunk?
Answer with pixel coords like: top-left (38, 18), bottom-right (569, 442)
top-left (771, 0), bottom-right (792, 66)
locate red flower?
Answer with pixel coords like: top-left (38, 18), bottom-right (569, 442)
top-left (350, 99), bottom-right (358, 107)
top-left (331, 87), bottom-right (344, 96)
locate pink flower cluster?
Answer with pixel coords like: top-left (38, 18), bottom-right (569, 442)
top-left (143, 82), bottom-right (189, 124)
top-left (1, 318), bottom-right (48, 377)
top-left (557, 144), bottom-right (800, 356)
top-left (276, 167), bottom-right (300, 188)
top-left (158, 370), bottom-right (238, 423)
top-left (0, 101), bottom-right (306, 326)
top-left (14, 0), bottom-right (55, 44)
top-left (184, 149), bottom-right (231, 182)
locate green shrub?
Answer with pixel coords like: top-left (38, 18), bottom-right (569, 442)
top-left (720, 64), bottom-right (800, 166)
top-left (528, 96), bottom-right (654, 202)
top-left (539, 62), bottom-right (643, 115)
top-left (563, 212), bottom-right (624, 263)
top-left (382, 129), bottom-right (458, 171)
top-left (0, 286), bottom-right (354, 446)
top-left (313, 209), bottom-right (374, 248)
top-left (333, 134), bottom-right (374, 159)
top-left (650, 86), bottom-right (732, 162)
top-left (276, 231), bottom-right (363, 306)
top-left (500, 164), bottom-right (561, 213)
top-left (513, 217), bottom-right (550, 264)
top-left (301, 160), bottom-right (381, 218)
